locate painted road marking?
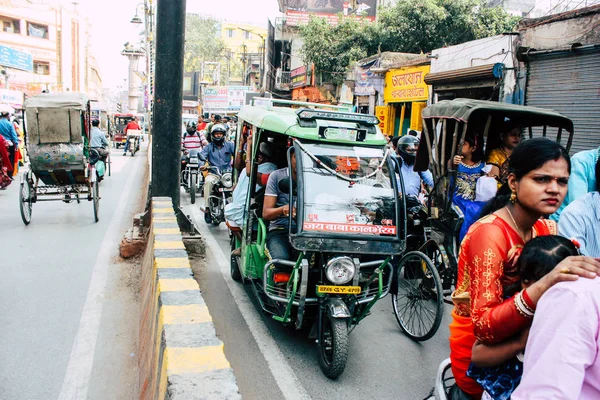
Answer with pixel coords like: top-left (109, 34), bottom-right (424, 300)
top-left (58, 149), bottom-right (143, 400)
top-left (189, 205), bottom-right (311, 400)
top-left (158, 278), bottom-right (200, 292)
top-left (165, 346), bottom-right (231, 374)
top-left (154, 228), bottom-right (181, 235)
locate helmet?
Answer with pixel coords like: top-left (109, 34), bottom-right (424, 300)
top-left (186, 121), bottom-right (197, 134)
top-left (210, 123), bottom-right (227, 145)
top-left (397, 135), bottom-right (420, 165)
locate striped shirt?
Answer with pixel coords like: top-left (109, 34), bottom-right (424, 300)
top-left (182, 133), bottom-right (202, 149)
top-left (558, 192), bottom-right (600, 258)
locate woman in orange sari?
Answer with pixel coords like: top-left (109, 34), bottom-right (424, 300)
top-left (449, 138), bottom-right (600, 398)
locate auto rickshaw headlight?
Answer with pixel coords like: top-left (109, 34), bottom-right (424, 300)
top-left (221, 172), bottom-right (233, 188)
top-left (326, 256), bottom-right (356, 285)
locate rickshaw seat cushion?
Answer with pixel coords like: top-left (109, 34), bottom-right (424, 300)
top-left (28, 143), bottom-right (85, 172)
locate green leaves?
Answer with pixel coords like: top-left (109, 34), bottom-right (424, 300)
top-left (184, 14), bottom-right (226, 73)
top-left (298, 0), bottom-right (518, 84)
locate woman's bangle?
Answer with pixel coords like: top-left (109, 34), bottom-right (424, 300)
top-left (514, 291), bottom-right (534, 318)
top-left (522, 289), bottom-right (536, 311)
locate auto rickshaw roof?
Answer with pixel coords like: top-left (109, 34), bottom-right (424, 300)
top-left (237, 99), bottom-right (387, 146)
top-left (25, 92), bottom-right (89, 111)
top-left (422, 98), bottom-right (574, 132)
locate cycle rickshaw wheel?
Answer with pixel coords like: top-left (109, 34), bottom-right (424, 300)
top-left (392, 250), bottom-right (444, 341)
top-left (92, 181), bottom-right (100, 222)
top-left (19, 175), bottom-right (33, 225)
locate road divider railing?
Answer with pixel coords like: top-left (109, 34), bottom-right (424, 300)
top-left (139, 196), bottom-right (241, 400)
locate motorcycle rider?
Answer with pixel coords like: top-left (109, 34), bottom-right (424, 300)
top-left (181, 122), bottom-right (206, 185)
top-left (123, 117), bottom-right (141, 155)
top-left (199, 123), bottom-right (234, 223)
top-left (395, 135), bottom-right (433, 198)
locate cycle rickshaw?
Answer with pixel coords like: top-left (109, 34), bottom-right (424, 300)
top-left (229, 98), bottom-right (443, 378)
top-left (20, 93), bottom-right (102, 224)
top-left (394, 99), bottom-right (575, 347)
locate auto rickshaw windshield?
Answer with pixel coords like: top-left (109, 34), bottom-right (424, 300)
top-left (299, 143), bottom-right (398, 237)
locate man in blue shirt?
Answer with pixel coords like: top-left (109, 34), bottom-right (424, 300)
top-left (90, 119), bottom-right (109, 158)
top-left (395, 135), bottom-right (433, 198)
top-left (200, 123), bottom-right (234, 223)
top-left (552, 146), bottom-right (599, 220)
top-left (559, 157), bottom-right (600, 258)
top-left (0, 111), bottom-right (18, 174)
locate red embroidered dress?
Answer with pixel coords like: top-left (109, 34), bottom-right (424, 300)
top-left (449, 214), bottom-right (556, 397)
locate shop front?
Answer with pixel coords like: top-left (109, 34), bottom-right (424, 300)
top-left (383, 65), bottom-right (430, 137)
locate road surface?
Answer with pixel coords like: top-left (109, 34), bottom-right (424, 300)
top-left (0, 146), bottom-right (146, 400)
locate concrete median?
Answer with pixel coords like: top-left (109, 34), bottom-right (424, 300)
top-left (139, 197), bottom-right (240, 400)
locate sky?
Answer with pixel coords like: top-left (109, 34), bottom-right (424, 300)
top-left (72, 0), bottom-right (282, 89)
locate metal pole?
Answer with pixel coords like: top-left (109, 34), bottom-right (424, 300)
top-left (144, 2), bottom-right (151, 138)
top-left (151, 0), bottom-right (186, 207)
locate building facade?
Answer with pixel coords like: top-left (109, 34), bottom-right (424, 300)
top-left (220, 21), bottom-right (267, 87)
top-left (0, 1), bottom-right (101, 100)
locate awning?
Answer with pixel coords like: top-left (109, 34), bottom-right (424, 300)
top-left (424, 63), bottom-right (504, 90)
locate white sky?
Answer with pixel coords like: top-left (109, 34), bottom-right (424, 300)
top-left (73, 0), bottom-right (282, 89)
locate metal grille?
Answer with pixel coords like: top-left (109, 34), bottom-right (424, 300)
top-left (525, 49), bottom-right (600, 154)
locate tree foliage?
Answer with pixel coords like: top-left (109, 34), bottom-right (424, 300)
top-left (299, 0), bottom-right (519, 84)
top-left (184, 15), bottom-right (226, 75)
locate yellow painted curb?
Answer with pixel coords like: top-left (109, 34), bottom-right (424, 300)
top-left (154, 241), bottom-right (185, 250)
top-left (155, 228), bottom-right (181, 235)
top-left (155, 258), bottom-right (191, 269)
top-left (153, 207), bottom-right (175, 214)
top-left (158, 278), bottom-right (199, 292)
top-left (165, 346), bottom-right (231, 374)
top-left (160, 304), bottom-right (212, 325)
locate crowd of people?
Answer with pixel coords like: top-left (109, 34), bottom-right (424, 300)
top-left (442, 132), bottom-right (600, 399)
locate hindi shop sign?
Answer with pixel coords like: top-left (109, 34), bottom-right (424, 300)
top-left (290, 66), bottom-right (308, 89)
top-left (0, 45), bottom-right (33, 72)
top-left (202, 86), bottom-right (250, 113)
top-left (384, 65), bottom-right (430, 103)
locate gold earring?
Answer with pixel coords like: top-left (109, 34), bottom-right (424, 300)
top-left (510, 191), bottom-right (517, 204)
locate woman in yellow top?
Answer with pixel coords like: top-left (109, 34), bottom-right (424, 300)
top-left (487, 121), bottom-right (522, 185)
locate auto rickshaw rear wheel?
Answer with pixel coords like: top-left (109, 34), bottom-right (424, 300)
top-left (230, 235), bottom-right (242, 281)
top-left (317, 313), bottom-right (348, 379)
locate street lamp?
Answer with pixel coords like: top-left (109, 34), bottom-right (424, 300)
top-left (130, 1), bottom-right (154, 136)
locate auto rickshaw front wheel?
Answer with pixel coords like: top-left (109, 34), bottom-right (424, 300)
top-left (318, 313), bottom-right (349, 379)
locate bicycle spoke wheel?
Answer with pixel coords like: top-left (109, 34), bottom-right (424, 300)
top-left (392, 251), bottom-right (443, 341)
top-left (19, 177), bottom-right (33, 225)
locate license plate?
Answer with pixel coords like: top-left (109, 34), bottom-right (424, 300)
top-left (218, 188), bottom-right (232, 192)
top-left (317, 285), bottom-right (361, 294)
top-left (324, 128), bottom-right (357, 141)
top-left (189, 158), bottom-right (198, 163)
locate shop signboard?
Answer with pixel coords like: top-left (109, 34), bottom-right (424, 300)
top-left (284, 0), bottom-right (377, 27)
top-left (375, 106), bottom-right (390, 135)
top-left (0, 89), bottom-right (24, 107)
top-left (0, 45), bottom-right (33, 72)
top-left (202, 85), bottom-right (251, 113)
top-left (290, 66), bottom-right (307, 89)
top-left (354, 66), bottom-right (375, 96)
top-left (384, 65), bottom-right (430, 103)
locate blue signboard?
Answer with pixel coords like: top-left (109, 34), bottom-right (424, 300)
top-left (0, 45), bottom-right (33, 72)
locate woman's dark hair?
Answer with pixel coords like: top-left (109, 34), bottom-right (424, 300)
top-left (482, 138), bottom-right (571, 215)
top-left (518, 235), bottom-right (579, 283)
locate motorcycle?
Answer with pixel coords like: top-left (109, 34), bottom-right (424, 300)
top-left (126, 131), bottom-right (141, 156)
top-left (203, 166), bottom-right (233, 226)
top-left (180, 149), bottom-right (203, 204)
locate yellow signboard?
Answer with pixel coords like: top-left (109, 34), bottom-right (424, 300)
top-left (375, 105), bottom-right (390, 136)
top-left (384, 65), bottom-right (430, 103)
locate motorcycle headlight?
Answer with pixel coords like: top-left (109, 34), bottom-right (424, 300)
top-left (326, 256), bottom-right (356, 285)
top-left (221, 172), bottom-right (233, 188)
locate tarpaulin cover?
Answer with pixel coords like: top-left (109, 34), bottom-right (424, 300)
top-left (24, 93), bottom-right (88, 110)
top-left (29, 143), bottom-right (84, 173)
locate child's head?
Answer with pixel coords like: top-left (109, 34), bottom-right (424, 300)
top-left (518, 235), bottom-right (579, 287)
top-left (461, 134), bottom-right (482, 162)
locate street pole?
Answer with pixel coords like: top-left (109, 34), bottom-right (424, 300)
top-left (151, 0), bottom-right (186, 207)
